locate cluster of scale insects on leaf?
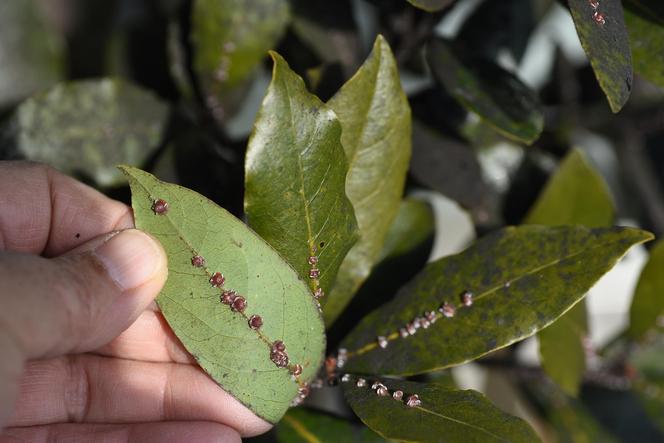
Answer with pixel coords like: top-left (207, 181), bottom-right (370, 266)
top-left (152, 198), bottom-right (312, 403)
top-left (309, 290), bottom-right (478, 409)
top-left (588, 0), bottom-right (606, 25)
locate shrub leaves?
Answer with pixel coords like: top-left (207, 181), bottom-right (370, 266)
top-left (324, 35), bottom-right (412, 324)
top-left (245, 52), bottom-right (359, 297)
top-left (343, 378), bottom-right (539, 442)
top-left (340, 225), bottom-right (652, 375)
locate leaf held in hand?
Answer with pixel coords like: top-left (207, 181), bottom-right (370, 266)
top-left (120, 166), bottom-right (325, 423)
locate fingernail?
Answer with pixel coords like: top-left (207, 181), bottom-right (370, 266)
top-left (94, 229), bottom-right (165, 291)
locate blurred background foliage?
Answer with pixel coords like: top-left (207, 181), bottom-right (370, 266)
top-left (1, 0), bottom-right (664, 441)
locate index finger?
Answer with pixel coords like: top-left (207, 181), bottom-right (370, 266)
top-left (0, 161), bottom-right (133, 256)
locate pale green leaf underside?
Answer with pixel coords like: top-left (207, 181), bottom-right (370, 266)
top-left (121, 166), bottom-right (325, 423)
top-left (324, 35), bottom-right (412, 325)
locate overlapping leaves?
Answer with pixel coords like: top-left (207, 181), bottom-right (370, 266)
top-left (526, 149), bottom-right (614, 396)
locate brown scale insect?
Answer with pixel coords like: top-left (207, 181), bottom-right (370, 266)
top-left (460, 290), bottom-right (474, 307)
top-left (313, 288), bottom-right (324, 299)
top-left (291, 364), bottom-right (303, 377)
top-left (248, 314), bottom-right (263, 329)
top-left (376, 386), bottom-right (389, 396)
top-left (231, 296), bottom-right (247, 312)
top-left (270, 349), bottom-right (289, 368)
top-left (221, 290), bottom-right (237, 305)
top-left (393, 390), bottom-right (404, 400)
top-left (191, 255), bottom-right (205, 267)
top-left (210, 272), bottom-right (225, 287)
top-left (309, 268), bottom-right (320, 279)
top-left (152, 199), bottom-right (168, 215)
top-left (593, 11), bottom-right (606, 25)
top-left (406, 394), bottom-right (421, 407)
top-left (439, 302), bottom-right (456, 318)
top-left (308, 256), bottom-right (318, 265)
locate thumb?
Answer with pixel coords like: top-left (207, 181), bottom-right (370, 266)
top-left (0, 229), bottom-right (168, 361)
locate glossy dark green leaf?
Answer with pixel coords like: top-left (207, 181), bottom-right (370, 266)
top-left (379, 198), bottom-right (435, 262)
top-left (277, 408), bottom-right (385, 443)
top-left (0, 0), bottom-right (64, 107)
top-left (525, 148), bottom-right (614, 396)
top-left (8, 79), bottom-right (168, 187)
top-left (568, 0), bottom-right (632, 113)
top-left (406, 0), bottom-right (455, 12)
top-left (191, 0), bottom-right (290, 117)
top-left (341, 225), bottom-right (652, 376)
top-left (624, 1), bottom-right (664, 88)
top-left (323, 35), bottom-right (412, 324)
top-left (120, 166), bottom-right (325, 424)
top-left (245, 52), bottom-right (359, 297)
top-left (628, 240), bottom-right (664, 340)
top-left (343, 378), bottom-right (539, 442)
top-left (426, 38), bottom-right (543, 145)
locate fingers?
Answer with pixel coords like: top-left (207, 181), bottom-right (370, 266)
top-left (95, 308), bottom-right (196, 364)
top-left (1, 421), bottom-right (241, 443)
top-left (8, 354), bottom-right (272, 438)
top-left (0, 161), bottom-right (133, 256)
top-left (0, 229), bottom-right (167, 360)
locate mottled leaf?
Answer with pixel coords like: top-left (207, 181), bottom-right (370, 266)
top-left (341, 225), bottom-right (652, 376)
top-left (277, 408), bottom-right (385, 443)
top-left (525, 149), bottom-right (614, 396)
top-left (191, 0), bottom-right (290, 117)
top-left (568, 0), bottom-right (632, 112)
top-left (245, 53), bottom-right (358, 297)
top-left (624, 1), bottom-right (664, 88)
top-left (379, 198), bottom-right (434, 262)
top-left (343, 378), bottom-right (539, 442)
top-left (426, 38), bottom-right (543, 144)
top-left (120, 166), bottom-right (325, 423)
top-left (0, 0), bottom-right (63, 107)
top-left (8, 79), bottom-right (168, 187)
top-left (628, 240), bottom-right (664, 340)
top-left (406, 0), bottom-right (455, 12)
top-left (324, 35), bottom-right (412, 324)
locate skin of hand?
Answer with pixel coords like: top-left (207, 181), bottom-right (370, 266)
top-left (0, 161), bottom-right (272, 442)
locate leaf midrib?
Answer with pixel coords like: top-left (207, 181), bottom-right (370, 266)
top-left (415, 405), bottom-right (512, 443)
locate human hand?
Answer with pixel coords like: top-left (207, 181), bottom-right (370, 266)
top-left (0, 162), bottom-right (271, 442)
